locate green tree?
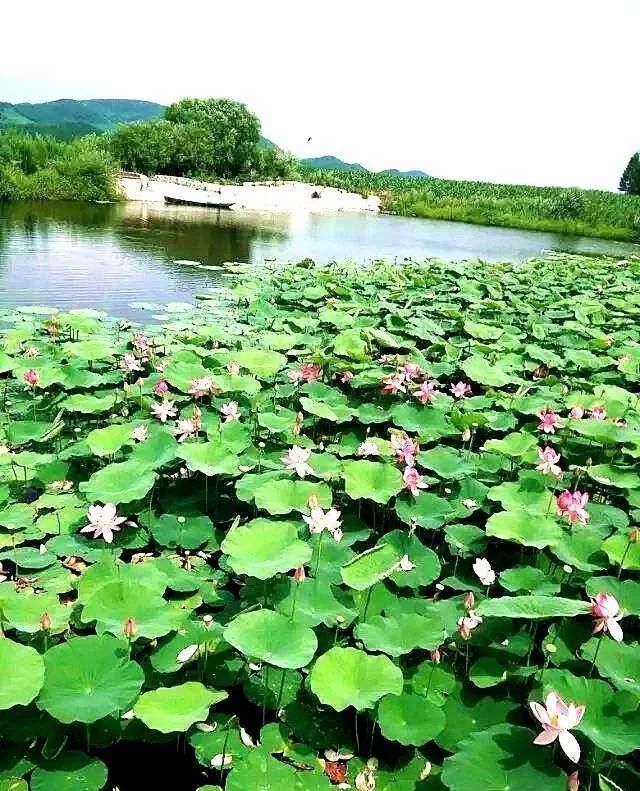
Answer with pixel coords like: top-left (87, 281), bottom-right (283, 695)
top-left (620, 153), bottom-right (640, 195)
top-left (164, 98), bottom-right (261, 178)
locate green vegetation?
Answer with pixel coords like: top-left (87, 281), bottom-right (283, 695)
top-left (303, 166), bottom-right (640, 241)
top-left (0, 128), bottom-right (118, 201)
top-left (0, 252), bottom-right (640, 789)
top-left (620, 152), bottom-right (640, 196)
top-left (109, 97), bottom-right (299, 181)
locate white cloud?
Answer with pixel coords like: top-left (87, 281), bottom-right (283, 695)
top-left (1, 0), bottom-right (638, 189)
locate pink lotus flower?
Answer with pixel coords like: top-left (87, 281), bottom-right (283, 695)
top-left (401, 362), bottom-right (421, 380)
top-left (589, 405), bottom-right (606, 421)
top-left (133, 333), bottom-right (150, 354)
top-left (457, 611), bottom-right (482, 639)
top-left (227, 360), bottom-right (241, 375)
top-left (22, 369), bottom-right (40, 388)
top-left (221, 401), bottom-right (241, 422)
top-left (536, 446), bottom-right (563, 478)
top-left (288, 369), bottom-right (303, 384)
top-left (381, 373), bottom-right (407, 395)
top-left (403, 466), bottom-right (428, 496)
top-left (174, 418), bottom-right (197, 442)
top-left (529, 692), bottom-right (585, 763)
top-left (151, 400), bottom-right (177, 423)
top-left (303, 505), bottom-right (342, 540)
top-left (24, 347), bottom-right (39, 359)
top-left (153, 379), bottom-right (169, 397)
top-left (282, 446), bottom-right (314, 478)
top-left (189, 377), bottom-right (213, 398)
top-left (390, 433), bottom-right (419, 466)
top-left (120, 353), bottom-right (142, 374)
top-left (81, 503), bottom-right (127, 544)
top-left (590, 592), bottom-right (623, 642)
top-left (293, 565), bottom-right (306, 582)
top-left (414, 380), bottom-right (439, 404)
top-left (569, 407), bottom-right (584, 420)
top-left (340, 371), bottom-right (354, 384)
top-left (300, 363), bottom-right (322, 382)
top-left (537, 409), bottom-right (562, 434)
top-left (357, 438), bottom-right (380, 457)
top-left (450, 381), bottom-right (472, 399)
top-left (556, 490), bottom-right (589, 525)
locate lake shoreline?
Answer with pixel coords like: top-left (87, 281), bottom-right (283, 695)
top-left (118, 174), bottom-right (381, 214)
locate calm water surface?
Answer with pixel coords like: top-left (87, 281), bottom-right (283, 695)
top-left (1, 201), bottom-right (638, 319)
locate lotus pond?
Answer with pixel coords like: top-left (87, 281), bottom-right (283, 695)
top-left (1, 252), bottom-right (640, 791)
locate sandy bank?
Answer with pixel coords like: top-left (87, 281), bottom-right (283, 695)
top-left (118, 174), bottom-right (380, 214)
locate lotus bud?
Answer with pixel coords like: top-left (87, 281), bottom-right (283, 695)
top-left (39, 612), bottom-right (52, 631)
top-left (123, 617), bottom-right (137, 639)
top-left (567, 771), bottom-right (579, 791)
top-left (202, 614), bottom-right (214, 628)
top-left (430, 648), bottom-right (441, 664)
top-left (294, 565), bottom-right (306, 583)
top-left (630, 528), bottom-right (640, 543)
top-left (461, 428), bottom-right (472, 442)
top-left (419, 762), bottom-right (432, 780)
top-left (308, 494), bottom-right (319, 509)
top-left (464, 591), bottom-right (475, 610)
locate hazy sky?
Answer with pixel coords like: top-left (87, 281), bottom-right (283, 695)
top-left (2, 0), bottom-right (638, 190)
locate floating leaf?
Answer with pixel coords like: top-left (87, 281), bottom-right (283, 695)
top-left (134, 682), bottom-right (227, 733)
top-left (224, 609), bottom-right (317, 669)
top-left (221, 519), bottom-right (311, 580)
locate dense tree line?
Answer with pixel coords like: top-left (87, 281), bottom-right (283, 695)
top-left (109, 98), bottom-right (299, 181)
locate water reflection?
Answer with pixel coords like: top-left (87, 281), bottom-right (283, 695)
top-left (0, 200), bottom-right (638, 320)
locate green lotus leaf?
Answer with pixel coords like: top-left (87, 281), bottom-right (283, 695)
top-left (340, 543), bottom-right (400, 590)
top-left (485, 510), bottom-right (564, 549)
top-left (86, 424), bottom-right (135, 457)
top-left (0, 588), bottom-right (69, 633)
top-left (37, 635), bottom-right (144, 724)
top-left (147, 512), bottom-right (215, 549)
top-left (460, 355), bottom-right (513, 387)
top-left (483, 431), bottom-right (538, 458)
top-left (441, 724), bottom-right (565, 790)
top-left (30, 752), bottom-right (108, 791)
top-left (419, 446), bottom-right (475, 479)
top-left (378, 692), bottom-right (446, 746)
top-left (0, 639), bottom-right (44, 709)
top-left (252, 479), bottom-right (332, 515)
top-left (62, 339), bottom-right (114, 361)
top-left (355, 612), bottom-right (446, 656)
top-left (603, 532), bottom-right (640, 571)
top-left (61, 393), bottom-right (118, 415)
top-left (80, 578), bottom-right (187, 639)
top-left (379, 529), bottom-right (441, 588)
top-left (221, 518), bottom-right (311, 580)
top-left (299, 397), bottom-right (354, 423)
top-left (584, 577), bottom-right (640, 615)
top-left (309, 646), bottom-right (403, 711)
top-left (231, 349), bottom-right (287, 379)
top-left (410, 660), bottom-right (456, 706)
top-left (541, 669), bottom-right (640, 755)
top-left (437, 686), bottom-right (519, 752)
top-left (487, 476), bottom-right (553, 513)
top-left (469, 657), bottom-right (508, 688)
top-left (499, 566), bottom-right (560, 595)
top-left (176, 442), bottom-right (239, 477)
top-left (342, 460), bottom-right (402, 504)
top-left (134, 682), bottom-right (227, 733)
top-left (80, 460), bottom-right (156, 504)
top-left (588, 464), bottom-right (640, 489)
top-left (274, 578), bottom-right (357, 628)
top-left (550, 527), bottom-right (609, 572)
top-left (395, 492), bottom-right (453, 530)
top-left (477, 595), bottom-right (590, 619)
top-left (390, 404), bottom-right (457, 440)
top-left (224, 609), bottom-right (317, 669)
top-left (580, 638), bottom-right (640, 696)
top-left (225, 749), bottom-right (298, 791)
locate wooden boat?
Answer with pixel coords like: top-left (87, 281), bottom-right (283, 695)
top-left (164, 195), bottom-right (234, 209)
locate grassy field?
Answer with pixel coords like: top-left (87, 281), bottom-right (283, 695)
top-left (302, 167), bottom-right (640, 241)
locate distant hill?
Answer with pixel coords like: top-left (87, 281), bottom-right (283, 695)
top-left (0, 99), bottom-right (164, 139)
top-left (301, 155), bottom-right (368, 172)
top-left (301, 154), bottom-right (429, 179)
